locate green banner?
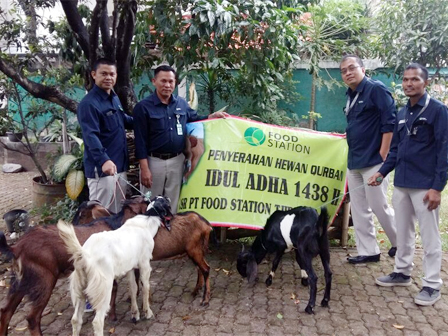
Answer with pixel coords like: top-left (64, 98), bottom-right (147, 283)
top-left (179, 116), bottom-right (348, 229)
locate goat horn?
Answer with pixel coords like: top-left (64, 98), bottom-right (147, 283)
top-left (241, 244), bottom-right (245, 252)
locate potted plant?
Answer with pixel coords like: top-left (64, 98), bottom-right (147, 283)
top-left (5, 124), bottom-right (23, 142)
top-left (0, 78), bottom-right (78, 207)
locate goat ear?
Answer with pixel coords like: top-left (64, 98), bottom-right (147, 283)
top-left (127, 202), bottom-right (145, 215)
top-left (92, 206), bottom-right (111, 219)
top-left (246, 259), bottom-right (258, 283)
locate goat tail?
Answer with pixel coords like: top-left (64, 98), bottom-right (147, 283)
top-left (318, 206), bottom-right (329, 238)
top-left (0, 231), bottom-right (14, 261)
top-left (57, 220), bottom-right (109, 310)
top-left (57, 220), bottom-right (83, 262)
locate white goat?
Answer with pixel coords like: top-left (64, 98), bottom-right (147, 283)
top-left (57, 196), bottom-right (172, 336)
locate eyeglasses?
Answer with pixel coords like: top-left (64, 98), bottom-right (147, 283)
top-left (340, 65), bottom-right (361, 75)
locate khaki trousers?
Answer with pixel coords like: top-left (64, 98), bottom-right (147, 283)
top-left (87, 172), bottom-right (128, 214)
top-left (392, 187), bottom-right (442, 290)
top-left (140, 154), bottom-right (185, 213)
top-left (347, 163), bottom-right (397, 255)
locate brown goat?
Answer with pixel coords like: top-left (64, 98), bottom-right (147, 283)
top-left (0, 197), bottom-right (148, 336)
top-left (154, 211), bottom-right (213, 304)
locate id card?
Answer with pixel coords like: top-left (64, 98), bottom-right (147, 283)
top-left (177, 123), bottom-right (183, 135)
top-left (176, 114), bottom-right (183, 135)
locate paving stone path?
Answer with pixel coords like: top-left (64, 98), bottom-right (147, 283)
top-left (1, 171), bottom-right (448, 336)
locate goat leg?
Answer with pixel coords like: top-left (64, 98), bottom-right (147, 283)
top-left (0, 290), bottom-right (25, 336)
top-left (296, 259), bottom-right (309, 287)
top-left (188, 249), bottom-right (211, 306)
top-left (140, 264), bottom-right (154, 320)
top-left (108, 280), bottom-right (118, 321)
top-left (70, 293), bottom-right (85, 336)
top-left (319, 247), bottom-right (332, 307)
top-left (26, 274), bottom-right (58, 336)
top-left (196, 259), bottom-right (210, 306)
top-left (296, 251), bottom-right (316, 314)
top-left (202, 266), bottom-right (211, 307)
top-left (300, 269), bottom-right (309, 287)
top-left (128, 270), bottom-right (140, 323)
top-left (265, 250), bottom-right (284, 287)
top-left (192, 267), bottom-right (204, 297)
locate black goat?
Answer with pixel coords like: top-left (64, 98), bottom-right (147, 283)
top-left (237, 206), bottom-right (332, 314)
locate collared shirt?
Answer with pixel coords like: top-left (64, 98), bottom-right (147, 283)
top-left (379, 93), bottom-right (448, 191)
top-left (345, 77), bottom-right (396, 169)
top-left (77, 85), bottom-right (133, 178)
top-left (133, 91), bottom-right (207, 159)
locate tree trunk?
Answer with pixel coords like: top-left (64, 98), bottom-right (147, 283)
top-left (309, 72), bottom-right (317, 130)
top-left (208, 88), bottom-right (215, 115)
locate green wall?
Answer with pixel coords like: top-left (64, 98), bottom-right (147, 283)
top-left (291, 68), bottom-right (398, 133)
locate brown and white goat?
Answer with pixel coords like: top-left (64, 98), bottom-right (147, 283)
top-left (237, 206), bottom-right (332, 314)
top-left (58, 196), bottom-right (172, 336)
top-left (0, 197), bottom-right (148, 336)
top-left (77, 205), bottom-right (215, 308)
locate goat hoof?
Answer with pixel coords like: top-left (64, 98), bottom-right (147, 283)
top-left (321, 298), bottom-right (329, 307)
top-left (108, 314), bottom-right (117, 322)
top-left (131, 317), bottom-right (138, 324)
top-left (301, 278), bottom-right (308, 287)
top-left (305, 306), bottom-right (315, 314)
top-left (265, 277), bottom-right (272, 287)
top-left (145, 310), bottom-right (154, 320)
top-left (200, 301), bottom-right (210, 307)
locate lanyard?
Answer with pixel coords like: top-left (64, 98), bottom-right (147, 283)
top-left (405, 94), bottom-right (430, 136)
top-left (345, 92), bottom-right (360, 116)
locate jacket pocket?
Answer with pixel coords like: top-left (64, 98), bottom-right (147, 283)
top-left (103, 110), bottom-right (119, 131)
top-left (411, 123), bottom-right (432, 143)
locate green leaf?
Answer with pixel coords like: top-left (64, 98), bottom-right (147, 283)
top-left (208, 11), bottom-right (216, 27)
top-left (53, 154), bottom-right (78, 181)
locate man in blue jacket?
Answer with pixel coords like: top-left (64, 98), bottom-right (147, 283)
top-left (369, 63), bottom-right (448, 306)
top-left (77, 58), bottom-right (133, 214)
top-left (340, 55), bottom-right (397, 264)
top-left (133, 65), bottom-right (227, 212)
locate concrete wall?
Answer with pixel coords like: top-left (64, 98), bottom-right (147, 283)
top-left (0, 139), bottom-right (66, 171)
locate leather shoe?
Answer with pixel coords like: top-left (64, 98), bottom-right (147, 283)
top-left (388, 247), bottom-right (397, 257)
top-left (347, 254), bottom-right (380, 264)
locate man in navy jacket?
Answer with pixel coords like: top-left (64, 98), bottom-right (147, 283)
top-left (340, 55), bottom-right (397, 264)
top-left (369, 63), bottom-right (448, 306)
top-left (77, 58), bottom-right (133, 213)
top-left (133, 65), bottom-right (227, 212)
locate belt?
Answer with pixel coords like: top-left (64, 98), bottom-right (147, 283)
top-left (149, 152), bottom-right (182, 160)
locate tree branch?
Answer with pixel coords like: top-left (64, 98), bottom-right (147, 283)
top-left (18, 0), bottom-right (39, 47)
top-left (60, 0), bottom-right (90, 59)
top-left (110, 0), bottom-right (119, 61)
top-left (100, 6), bottom-right (113, 56)
top-left (115, 0), bottom-right (138, 113)
top-left (88, 0), bottom-right (107, 66)
top-left (0, 57), bottom-right (78, 113)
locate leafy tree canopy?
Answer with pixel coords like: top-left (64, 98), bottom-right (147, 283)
top-left (373, 0), bottom-right (448, 77)
top-left (148, 0), bottom-right (303, 122)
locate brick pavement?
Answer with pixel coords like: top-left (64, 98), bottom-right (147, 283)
top-left (1, 170), bottom-right (448, 336)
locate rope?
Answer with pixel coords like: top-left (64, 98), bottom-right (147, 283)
top-left (115, 173), bottom-right (151, 200)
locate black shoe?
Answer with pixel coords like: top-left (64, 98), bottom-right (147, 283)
top-left (347, 254), bottom-right (380, 264)
top-left (388, 247), bottom-right (397, 257)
